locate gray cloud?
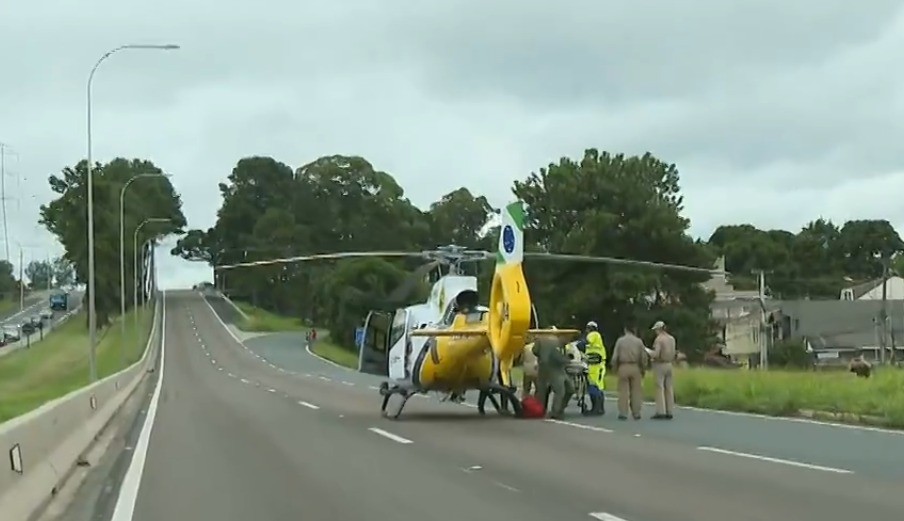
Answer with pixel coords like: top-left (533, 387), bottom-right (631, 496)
top-left (3, 1), bottom-right (904, 288)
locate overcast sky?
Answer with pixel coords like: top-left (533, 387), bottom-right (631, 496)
top-left (3, 0), bottom-right (904, 289)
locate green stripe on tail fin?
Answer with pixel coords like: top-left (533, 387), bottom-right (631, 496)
top-left (496, 201), bottom-right (525, 269)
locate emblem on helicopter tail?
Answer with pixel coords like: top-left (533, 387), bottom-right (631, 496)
top-left (502, 225), bottom-right (515, 254)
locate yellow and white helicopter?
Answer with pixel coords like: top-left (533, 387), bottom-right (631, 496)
top-left (215, 201), bottom-right (722, 419)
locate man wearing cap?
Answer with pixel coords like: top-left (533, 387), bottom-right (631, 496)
top-left (611, 320), bottom-right (649, 420)
top-left (650, 320), bottom-right (677, 420)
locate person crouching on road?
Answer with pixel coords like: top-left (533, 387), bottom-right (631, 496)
top-left (521, 340), bottom-right (539, 397)
top-left (533, 330), bottom-right (574, 420)
top-left (611, 320), bottom-right (649, 420)
top-left (583, 321), bottom-right (607, 416)
top-left (649, 320), bottom-right (677, 420)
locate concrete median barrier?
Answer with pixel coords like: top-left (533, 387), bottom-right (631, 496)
top-left (0, 297), bottom-right (162, 521)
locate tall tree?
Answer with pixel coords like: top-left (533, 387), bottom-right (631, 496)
top-left (0, 260), bottom-right (17, 300)
top-left (51, 256), bottom-right (76, 287)
top-left (40, 158), bottom-right (186, 325)
top-left (25, 260), bottom-right (52, 289)
top-left (513, 149), bottom-right (717, 359)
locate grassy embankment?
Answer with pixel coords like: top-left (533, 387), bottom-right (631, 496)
top-left (0, 297), bottom-right (18, 317)
top-left (229, 302), bottom-right (904, 428)
top-left (232, 301), bottom-right (358, 367)
top-left (0, 307), bottom-right (154, 422)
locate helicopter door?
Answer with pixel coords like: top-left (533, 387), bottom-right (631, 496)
top-left (358, 311), bottom-right (392, 376)
top-left (387, 309), bottom-right (409, 381)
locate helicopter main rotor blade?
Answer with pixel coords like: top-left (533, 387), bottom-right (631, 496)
top-left (385, 260), bottom-right (443, 305)
top-left (216, 251), bottom-right (426, 270)
top-left (522, 252), bottom-right (726, 275)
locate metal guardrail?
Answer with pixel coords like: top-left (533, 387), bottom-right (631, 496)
top-left (0, 296), bottom-right (162, 521)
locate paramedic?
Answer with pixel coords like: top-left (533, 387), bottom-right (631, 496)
top-left (650, 320), bottom-right (677, 420)
top-left (611, 320), bottom-right (649, 420)
top-left (584, 321), bottom-right (607, 416)
top-left (533, 331), bottom-right (574, 420)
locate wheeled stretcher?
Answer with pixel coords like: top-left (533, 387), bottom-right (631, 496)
top-left (565, 360), bottom-right (590, 414)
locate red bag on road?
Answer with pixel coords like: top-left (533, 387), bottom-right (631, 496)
top-left (520, 395), bottom-right (545, 419)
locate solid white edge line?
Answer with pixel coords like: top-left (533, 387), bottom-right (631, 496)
top-left (589, 513), bottom-right (630, 521)
top-left (200, 292), bottom-right (245, 345)
top-left (601, 395), bottom-right (904, 435)
top-left (304, 341), bottom-right (353, 371)
top-left (368, 427), bottom-right (413, 444)
top-left (545, 419), bottom-right (613, 433)
top-left (110, 291), bottom-right (167, 521)
top-left (298, 400), bottom-right (319, 410)
top-left (697, 446), bottom-right (853, 474)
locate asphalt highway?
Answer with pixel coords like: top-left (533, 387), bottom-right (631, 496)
top-left (90, 290), bottom-right (904, 521)
top-left (0, 291), bottom-right (82, 358)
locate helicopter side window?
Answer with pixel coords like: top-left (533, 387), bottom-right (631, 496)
top-left (388, 310), bottom-right (408, 348)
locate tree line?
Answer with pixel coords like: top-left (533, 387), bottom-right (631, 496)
top-left (38, 158), bottom-right (186, 325)
top-left (710, 219), bottom-right (904, 299)
top-left (172, 152), bottom-right (719, 358)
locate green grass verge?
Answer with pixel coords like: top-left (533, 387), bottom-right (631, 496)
top-left (0, 298), bottom-right (18, 317)
top-left (232, 301), bottom-right (307, 332)
top-left (640, 367), bottom-right (904, 428)
top-left (310, 340), bottom-right (359, 368)
top-left (0, 307), bottom-right (154, 423)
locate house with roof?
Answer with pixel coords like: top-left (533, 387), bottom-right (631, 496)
top-left (702, 257), bottom-right (769, 359)
top-left (840, 277), bottom-right (904, 300)
top-left (770, 300), bottom-right (904, 366)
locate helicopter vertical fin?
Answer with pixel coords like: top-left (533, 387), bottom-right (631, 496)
top-left (490, 201), bottom-right (530, 388)
top-left (495, 201), bottom-right (525, 270)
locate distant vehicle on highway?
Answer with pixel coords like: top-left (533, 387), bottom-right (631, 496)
top-left (40, 308), bottom-right (53, 320)
top-left (3, 326), bottom-right (20, 343)
top-left (49, 292), bottom-right (68, 311)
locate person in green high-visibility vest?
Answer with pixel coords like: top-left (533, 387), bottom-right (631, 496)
top-left (582, 321), bottom-right (607, 416)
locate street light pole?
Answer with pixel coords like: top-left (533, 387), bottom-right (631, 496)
top-left (133, 218), bottom-right (169, 360)
top-left (119, 172), bottom-right (169, 368)
top-left (86, 43), bottom-right (180, 382)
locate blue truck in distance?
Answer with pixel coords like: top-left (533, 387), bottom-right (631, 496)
top-left (49, 292), bottom-right (68, 311)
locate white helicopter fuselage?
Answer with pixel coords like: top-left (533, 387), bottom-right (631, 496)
top-left (386, 275), bottom-right (480, 381)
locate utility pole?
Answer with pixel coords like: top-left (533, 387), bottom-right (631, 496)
top-left (756, 269), bottom-right (769, 370)
top-left (18, 247), bottom-right (24, 312)
top-left (879, 255), bottom-right (890, 365)
top-left (0, 143), bottom-right (11, 262)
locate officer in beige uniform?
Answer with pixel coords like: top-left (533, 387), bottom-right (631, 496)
top-left (650, 320), bottom-right (676, 420)
top-left (611, 321), bottom-right (649, 420)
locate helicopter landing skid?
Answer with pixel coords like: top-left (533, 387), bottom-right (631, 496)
top-left (477, 383), bottom-right (524, 418)
top-left (378, 381), bottom-right (417, 420)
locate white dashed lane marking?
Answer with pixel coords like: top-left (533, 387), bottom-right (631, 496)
top-left (589, 513), bottom-right (630, 521)
top-left (318, 376), bottom-right (331, 382)
top-left (341, 381), bottom-right (354, 386)
top-left (298, 401), bottom-right (320, 410)
top-left (545, 419), bottom-right (613, 433)
top-left (696, 446), bottom-right (852, 474)
top-left (368, 427), bottom-right (413, 444)
top-left (240, 378), bottom-right (250, 384)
